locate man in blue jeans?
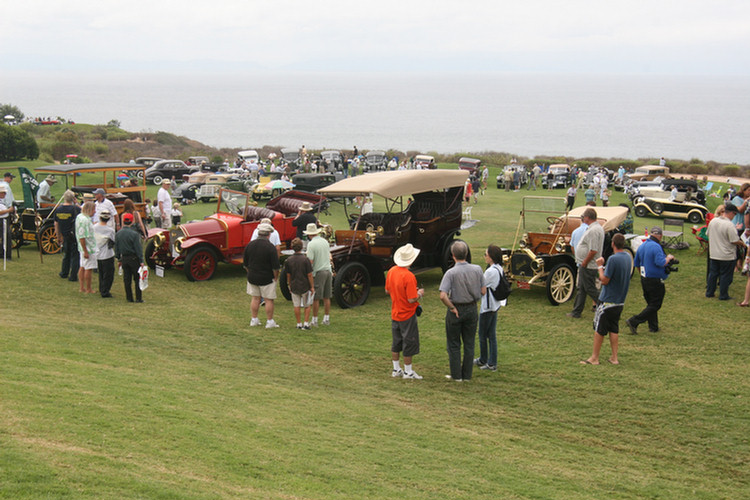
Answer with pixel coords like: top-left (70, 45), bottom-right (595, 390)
top-left (439, 241), bottom-right (486, 382)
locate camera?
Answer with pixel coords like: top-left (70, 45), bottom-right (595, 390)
top-left (665, 258), bottom-right (679, 274)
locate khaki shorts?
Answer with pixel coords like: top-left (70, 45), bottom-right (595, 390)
top-left (292, 291), bottom-right (314, 308)
top-left (247, 281), bottom-right (277, 300)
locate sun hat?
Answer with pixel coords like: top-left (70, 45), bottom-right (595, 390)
top-left (0, 185), bottom-right (7, 193)
top-left (257, 222), bottom-right (274, 234)
top-left (122, 213), bottom-right (134, 224)
top-left (303, 223), bottom-right (322, 236)
top-left (45, 175), bottom-right (57, 183)
top-left (298, 201), bottom-right (313, 211)
top-left (83, 193), bottom-right (95, 201)
top-left (99, 209), bottom-right (111, 221)
top-left (393, 243), bottom-right (420, 267)
top-left (260, 217), bottom-right (272, 225)
top-left (162, 178), bottom-right (171, 185)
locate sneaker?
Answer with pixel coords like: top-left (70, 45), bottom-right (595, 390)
top-left (322, 317), bottom-right (330, 326)
top-left (296, 324), bottom-right (303, 330)
top-left (480, 364), bottom-right (497, 371)
top-left (250, 317), bottom-right (261, 327)
top-left (265, 319), bottom-right (279, 329)
top-left (445, 375), bottom-right (463, 382)
top-left (402, 371), bottom-right (423, 380)
top-left (473, 358), bottom-right (484, 366)
top-left (566, 312), bottom-right (581, 319)
top-left (302, 323), bottom-right (311, 330)
top-left (391, 368), bottom-right (403, 378)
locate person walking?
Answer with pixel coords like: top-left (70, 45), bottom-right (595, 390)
top-left (115, 213), bottom-right (145, 303)
top-left (305, 223), bottom-right (333, 327)
top-left (385, 243), bottom-right (425, 380)
top-left (626, 227), bottom-right (674, 334)
top-left (439, 240), bottom-right (486, 382)
top-left (706, 203), bottom-right (746, 301)
top-left (474, 244), bottom-right (506, 372)
top-left (284, 237), bottom-right (314, 330)
top-left (243, 223), bottom-right (281, 328)
top-left (567, 208), bottom-right (604, 319)
top-left (566, 185), bottom-right (577, 211)
top-left (75, 201), bottom-right (97, 294)
top-left (94, 209), bottom-right (116, 298)
top-left (55, 190), bottom-right (81, 280)
top-left (580, 233), bottom-right (632, 365)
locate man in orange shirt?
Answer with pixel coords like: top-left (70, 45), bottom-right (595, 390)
top-left (385, 244), bottom-right (425, 380)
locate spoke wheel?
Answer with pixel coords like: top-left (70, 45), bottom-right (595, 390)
top-left (38, 224), bottom-right (60, 254)
top-left (688, 211), bottom-right (703, 224)
top-left (634, 205), bottom-right (648, 218)
top-left (184, 247), bottom-right (218, 281)
top-left (144, 239), bottom-right (172, 270)
top-left (546, 263), bottom-right (575, 305)
top-left (333, 261), bottom-right (371, 308)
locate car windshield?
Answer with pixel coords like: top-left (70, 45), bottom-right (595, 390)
top-left (219, 189), bottom-right (250, 215)
top-left (550, 167), bottom-right (568, 174)
top-left (521, 196), bottom-right (568, 231)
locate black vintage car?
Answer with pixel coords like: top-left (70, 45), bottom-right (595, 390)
top-left (145, 160), bottom-right (199, 185)
top-left (291, 173), bottom-right (342, 193)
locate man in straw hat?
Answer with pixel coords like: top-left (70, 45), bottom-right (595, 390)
top-left (37, 175), bottom-right (57, 205)
top-left (304, 222), bottom-right (332, 327)
top-left (292, 201), bottom-right (317, 241)
top-left (385, 243), bottom-right (425, 379)
top-left (157, 178), bottom-right (173, 229)
top-left (243, 222), bottom-right (281, 328)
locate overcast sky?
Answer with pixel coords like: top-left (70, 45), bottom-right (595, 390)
top-left (2, 0), bottom-right (749, 75)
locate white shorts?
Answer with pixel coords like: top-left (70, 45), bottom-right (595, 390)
top-left (247, 281), bottom-right (277, 300)
top-left (292, 291), bottom-right (314, 308)
top-left (79, 254), bottom-right (97, 270)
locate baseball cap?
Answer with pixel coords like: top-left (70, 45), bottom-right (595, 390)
top-left (122, 213), bottom-right (134, 224)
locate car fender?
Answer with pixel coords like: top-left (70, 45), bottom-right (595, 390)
top-left (634, 202), bottom-right (657, 216)
top-left (180, 237), bottom-right (219, 254)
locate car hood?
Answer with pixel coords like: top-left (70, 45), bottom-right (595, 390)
top-left (180, 217), bottom-right (227, 238)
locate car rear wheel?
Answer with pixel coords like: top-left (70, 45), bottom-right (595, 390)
top-left (634, 205), bottom-right (648, 218)
top-left (546, 263), bottom-right (575, 305)
top-left (441, 238), bottom-right (471, 273)
top-left (184, 247), bottom-right (218, 281)
top-left (333, 261), bottom-right (371, 308)
top-left (152, 175), bottom-right (163, 185)
top-left (279, 268), bottom-right (291, 301)
top-left (38, 223), bottom-right (60, 254)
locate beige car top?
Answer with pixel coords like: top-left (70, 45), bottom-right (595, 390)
top-left (318, 169), bottom-right (469, 198)
top-left (566, 205), bottom-right (628, 232)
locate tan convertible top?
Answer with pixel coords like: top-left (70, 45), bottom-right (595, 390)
top-left (566, 205), bottom-right (628, 232)
top-left (318, 169), bottom-right (469, 198)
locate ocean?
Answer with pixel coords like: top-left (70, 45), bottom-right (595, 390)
top-left (2, 73), bottom-right (749, 164)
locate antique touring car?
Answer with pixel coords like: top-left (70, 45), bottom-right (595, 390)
top-left (145, 189), bottom-right (327, 281)
top-left (15, 163), bottom-right (147, 254)
top-left (311, 169), bottom-right (470, 308)
top-left (502, 198), bottom-right (631, 305)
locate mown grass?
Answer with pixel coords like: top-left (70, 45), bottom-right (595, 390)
top-left (1, 168), bottom-right (748, 499)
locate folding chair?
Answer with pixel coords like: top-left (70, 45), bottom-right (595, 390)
top-left (662, 218), bottom-right (685, 249)
top-left (462, 205), bottom-right (473, 222)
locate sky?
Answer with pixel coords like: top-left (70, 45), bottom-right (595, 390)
top-left (2, 0), bottom-right (749, 75)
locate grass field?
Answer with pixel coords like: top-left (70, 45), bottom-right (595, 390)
top-left (1, 167), bottom-right (748, 499)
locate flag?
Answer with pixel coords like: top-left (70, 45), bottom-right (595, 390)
top-left (17, 167), bottom-right (39, 209)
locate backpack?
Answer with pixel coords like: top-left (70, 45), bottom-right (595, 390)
top-left (489, 264), bottom-right (511, 301)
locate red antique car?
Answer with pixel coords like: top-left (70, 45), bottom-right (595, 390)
top-left (145, 188), bottom-right (327, 281)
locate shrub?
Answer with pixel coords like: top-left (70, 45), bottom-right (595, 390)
top-left (153, 131), bottom-right (189, 147)
top-left (0, 123), bottom-right (39, 160)
top-left (39, 152), bottom-right (55, 163)
top-left (106, 130), bottom-right (131, 141)
top-left (686, 163), bottom-right (708, 175)
top-left (0, 103), bottom-right (24, 121)
top-left (85, 142), bottom-right (109, 155)
top-left (722, 164), bottom-right (740, 177)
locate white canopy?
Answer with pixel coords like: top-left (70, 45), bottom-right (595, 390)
top-left (318, 169), bottom-right (469, 198)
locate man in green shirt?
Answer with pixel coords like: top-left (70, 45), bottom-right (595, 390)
top-left (304, 223), bottom-right (332, 327)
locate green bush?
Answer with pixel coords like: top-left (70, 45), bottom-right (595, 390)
top-left (686, 163), bottom-right (708, 175)
top-left (41, 140), bottom-right (79, 161)
top-left (153, 131), bottom-right (189, 146)
top-left (38, 152), bottom-right (55, 163)
top-left (0, 123), bottom-right (39, 160)
top-left (84, 142), bottom-right (109, 155)
top-left (106, 130), bottom-right (132, 141)
top-left (722, 164), bottom-right (740, 177)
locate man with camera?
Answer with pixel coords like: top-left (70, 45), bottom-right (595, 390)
top-left (626, 226), bottom-right (675, 334)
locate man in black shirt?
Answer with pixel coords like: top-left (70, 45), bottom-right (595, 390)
top-left (54, 190), bottom-right (81, 280)
top-left (291, 202), bottom-right (318, 241)
top-left (115, 213), bottom-right (145, 303)
top-left (244, 223), bottom-right (281, 328)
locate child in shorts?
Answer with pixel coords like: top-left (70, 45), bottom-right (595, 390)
top-left (284, 238), bottom-right (314, 330)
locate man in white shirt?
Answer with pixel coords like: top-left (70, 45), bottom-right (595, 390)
top-left (0, 172), bottom-right (16, 208)
top-left (93, 188), bottom-right (118, 230)
top-left (250, 217), bottom-right (281, 255)
top-left (37, 175), bottom-right (57, 205)
top-left (157, 179), bottom-right (173, 228)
